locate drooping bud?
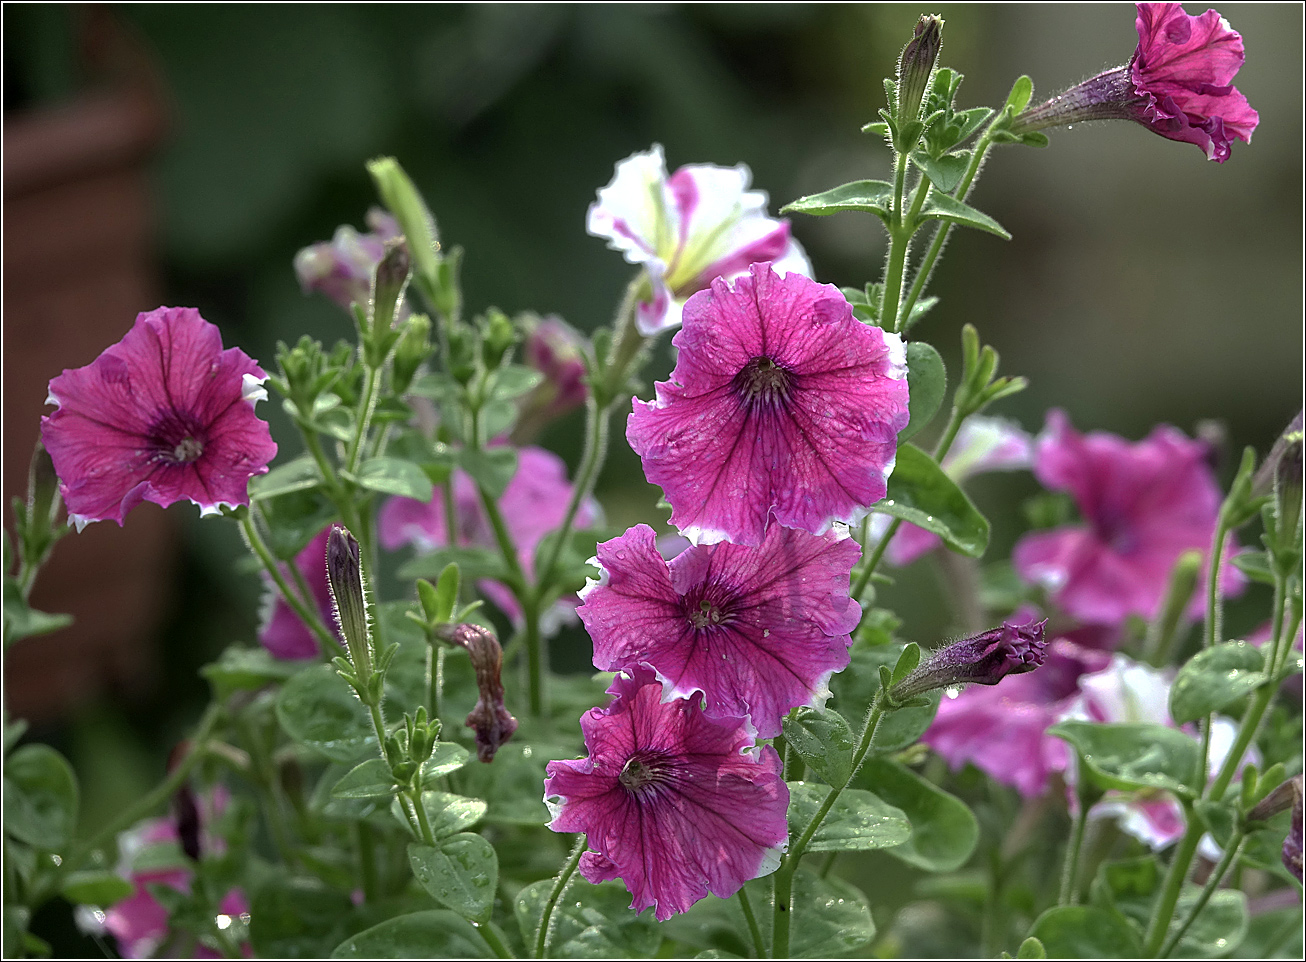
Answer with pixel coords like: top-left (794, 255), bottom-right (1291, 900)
top-left (327, 526), bottom-right (372, 680)
top-left (514, 314), bottom-right (589, 441)
top-left (1247, 774), bottom-right (1302, 823)
top-left (889, 619), bottom-right (1048, 703)
top-left (437, 623), bottom-right (517, 762)
top-left (896, 15), bottom-right (944, 128)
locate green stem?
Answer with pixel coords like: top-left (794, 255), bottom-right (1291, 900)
top-left (879, 154), bottom-right (910, 337)
top-left (1203, 520), bottom-right (1229, 651)
top-left (898, 132), bottom-right (994, 325)
top-left (239, 515), bottom-right (338, 652)
top-left (1058, 803), bottom-right (1088, 905)
top-left (773, 698), bottom-right (887, 958)
top-left (536, 396), bottom-right (610, 594)
top-left (442, 480), bottom-right (459, 554)
top-left (346, 363), bottom-right (383, 475)
top-left (409, 787), bottom-right (437, 845)
top-left (475, 922), bottom-right (515, 959)
top-left (535, 836), bottom-right (586, 958)
top-left (356, 822), bottom-right (380, 903)
top-left (523, 602), bottom-right (545, 718)
top-left (1158, 833), bottom-right (1245, 958)
top-left (1142, 802), bottom-right (1202, 956)
top-left (737, 885), bottom-right (765, 958)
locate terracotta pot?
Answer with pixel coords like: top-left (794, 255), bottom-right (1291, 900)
top-left (3, 14), bottom-right (175, 723)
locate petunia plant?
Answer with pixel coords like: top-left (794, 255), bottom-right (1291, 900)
top-left (3, 4), bottom-right (1300, 960)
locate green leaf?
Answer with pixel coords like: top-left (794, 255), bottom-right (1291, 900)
top-left (332, 909), bottom-right (491, 958)
top-left (911, 151), bottom-right (969, 194)
top-left (1016, 936), bottom-right (1048, 959)
top-left (900, 342), bottom-right (946, 442)
top-left (201, 645), bottom-right (301, 701)
top-left (2, 582), bottom-right (73, 646)
top-left (2, 743), bottom-right (78, 849)
top-left (250, 877), bottom-right (354, 958)
top-left (1094, 856), bottom-right (1249, 957)
top-left (515, 878), bottom-right (662, 958)
top-left (275, 664), bottom-right (375, 762)
top-left (459, 447), bottom-right (518, 499)
top-left (830, 642), bottom-right (941, 751)
top-left (408, 835), bottom-right (498, 922)
top-left (489, 365), bottom-right (544, 401)
top-left (918, 192), bottom-right (1011, 239)
top-left (1169, 641), bottom-right (1266, 724)
top-left (422, 742), bottom-right (472, 780)
top-left (891, 642), bottom-right (921, 684)
top-left (874, 444), bottom-right (990, 557)
top-left (398, 546), bottom-right (507, 582)
top-left (1005, 75), bottom-right (1034, 114)
top-left (60, 870), bottom-right (133, 907)
top-left (346, 457), bottom-right (434, 502)
top-left (395, 792), bottom-right (487, 838)
top-left (781, 180), bottom-right (894, 222)
top-left (787, 781), bottom-right (910, 851)
top-left (859, 758), bottom-right (978, 872)
top-left (2, 907), bottom-right (29, 960)
top-left (1231, 550), bottom-right (1275, 585)
top-left (782, 707), bottom-right (854, 786)
top-left (331, 759), bottom-right (400, 799)
top-left (1028, 905), bottom-right (1141, 958)
top-left (249, 456), bottom-right (322, 500)
top-left (1048, 720), bottom-right (1199, 797)
top-left (420, 565), bottom-right (460, 625)
top-left (727, 872), bottom-right (875, 958)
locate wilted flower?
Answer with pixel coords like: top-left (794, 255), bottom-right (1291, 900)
top-left (40, 307), bottom-right (277, 530)
top-left (628, 264), bottom-right (909, 547)
top-left (437, 623), bottom-right (518, 762)
top-left (1284, 778), bottom-right (1304, 882)
top-left (889, 618), bottom-right (1049, 703)
top-left (578, 522), bottom-right (860, 739)
top-left (544, 666), bottom-right (788, 921)
top-left (1013, 410), bottom-right (1243, 626)
top-left (588, 144), bottom-right (811, 335)
top-left (294, 207), bottom-right (404, 312)
top-left (1011, 3), bottom-right (1259, 163)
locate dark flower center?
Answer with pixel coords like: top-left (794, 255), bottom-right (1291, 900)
top-left (732, 355), bottom-right (794, 408)
top-left (148, 411), bottom-right (207, 466)
top-left (683, 582), bottom-right (736, 631)
top-left (618, 751), bottom-right (673, 795)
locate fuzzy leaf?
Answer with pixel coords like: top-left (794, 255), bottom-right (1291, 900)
top-left (787, 782), bottom-right (910, 851)
top-left (782, 707), bottom-right (855, 787)
top-left (781, 180), bottom-right (894, 222)
top-left (331, 909), bottom-right (491, 958)
top-left (859, 758), bottom-right (978, 872)
top-left (1049, 720), bottom-right (1199, 797)
top-left (408, 835), bottom-right (498, 922)
top-left (918, 193), bottom-right (1011, 239)
top-left (900, 342), bottom-right (946, 442)
top-left (1169, 642), bottom-right (1266, 724)
top-left (874, 443), bottom-right (990, 557)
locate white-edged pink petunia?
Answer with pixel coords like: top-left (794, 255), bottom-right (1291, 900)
top-left (588, 144), bottom-right (811, 335)
top-left (544, 666), bottom-right (789, 921)
top-left (578, 522), bottom-right (860, 738)
top-left (627, 263), bottom-right (909, 547)
top-left (40, 307), bottom-right (277, 530)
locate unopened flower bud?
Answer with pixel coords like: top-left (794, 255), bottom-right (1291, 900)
top-left (327, 526), bottom-right (372, 680)
top-left (897, 15), bottom-right (943, 127)
top-left (392, 314), bottom-right (432, 394)
top-left (28, 442), bottom-right (60, 531)
top-left (480, 308), bottom-right (518, 371)
top-left (889, 619), bottom-right (1048, 703)
top-left (437, 624), bottom-right (518, 762)
top-left (371, 239), bottom-right (412, 335)
top-left (1248, 774), bottom-right (1302, 823)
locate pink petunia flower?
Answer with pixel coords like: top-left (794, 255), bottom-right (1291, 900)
top-left (627, 263), bottom-right (909, 547)
top-left (1010, 3), bottom-right (1259, 163)
top-left (294, 207), bottom-right (403, 312)
top-left (577, 523), bottom-right (860, 739)
top-left (873, 415), bottom-right (1034, 567)
top-left (544, 666), bottom-right (789, 921)
top-left (587, 144), bottom-right (811, 335)
top-left (40, 307), bottom-right (277, 530)
top-left (258, 527), bottom-right (337, 660)
top-left (1012, 410), bottom-right (1242, 627)
top-left (378, 446), bottom-right (598, 625)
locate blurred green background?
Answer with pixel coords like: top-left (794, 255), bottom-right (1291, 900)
top-left (4, 3), bottom-right (1301, 954)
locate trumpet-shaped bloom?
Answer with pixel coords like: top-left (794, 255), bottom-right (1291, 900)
top-left (1013, 410), bottom-right (1242, 626)
top-left (258, 526), bottom-right (337, 660)
top-left (294, 207), bottom-right (403, 312)
top-left (628, 264), bottom-right (908, 547)
top-left (544, 666), bottom-right (788, 921)
top-left (588, 144), bottom-right (811, 335)
top-left (578, 523), bottom-right (860, 738)
top-left (40, 307), bottom-right (276, 530)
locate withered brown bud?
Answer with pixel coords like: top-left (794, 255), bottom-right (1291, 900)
top-left (438, 624), bottom-right (518, 762)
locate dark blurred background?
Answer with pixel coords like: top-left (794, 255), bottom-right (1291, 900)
top-left (3, 2), bottom-right (1301, 950)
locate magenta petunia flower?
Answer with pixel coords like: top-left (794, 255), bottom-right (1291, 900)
top-left (520, 315), bottom-right (588, 421)
top-left (1010, 3), bottom-right (1259, 163)
top-left (923, 636), bottom-right (1111, 798)
top-left (378, 446), bottom-right (598, 625)
top-left (40, 307), bottom-right (277, 530)
top-left (577, 522), bottom-right (860, 739)
top-left (873, 415), bottom-right (1034, 567)
top-left (258, 526), bottom-right (337, 660)
top-left (628, 263), bottom-right (909, 547)
top-left (1012, 410), bottom-right (1243, 626)
top-left (294, 207), bottom-right (403, 312)
top-left (588, 144), bottom-right (811, 335)
top-left (544, 666), bottom-right (788, 921)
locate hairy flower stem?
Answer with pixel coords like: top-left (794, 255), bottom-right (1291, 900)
top-left (1143, 800), bottom-right (1202, 956)
top-left (536, 396), bottom-right (610, 595)
top-left (346, 363), bottom-right (384, 476)
top-left (1058, 803), bottom-right (1088, 905)
top-left (535, 836), bottom-right (587, 958)
top-left (737, 885), bottom-right (766, 958)
top-left (474, 922), bottom-right (515, 959)
top-left (239, 515), bottom-right (338, 652)
top-left (1203, 519), bottom-right (1230, 651)
top-left (355, 822), bottom-right (380, 903)
top-left (879, 153), bottom-right (910, 336)
top-left (898, 131), bottom-right (994, 326)
top-left (1159, 834), bottom-right (1246, 958)
top-left (773, 698), bottom-right (888, 958)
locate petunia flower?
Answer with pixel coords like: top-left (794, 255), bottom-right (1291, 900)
top-left (872, 415), bottom-right (1034, 567)
top-left (1010, 2), bottom-right (1259, 163)
top-left (40, 307), bottom-right (277, 530)
top-left (577, 522), bottom-right (860, 739)
top-left (378, 446), bottom-right (598, 626)
top-left (513, 314), bottom-right (590, 441)
top-left (923, 634), bottom-right (1111, 798)
top-left (544, 666), bottom-right (789, 921)
top-left (258, 527), bottom-right (337, 660)
top-left (588, 144), bottom-right (811, 335)
top-left (627, 263), bottom-right (909, 547)
top-left (1012, 410), bottom-right (1243, 627)
top-left (294, 207), bottom-right (404, 313)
